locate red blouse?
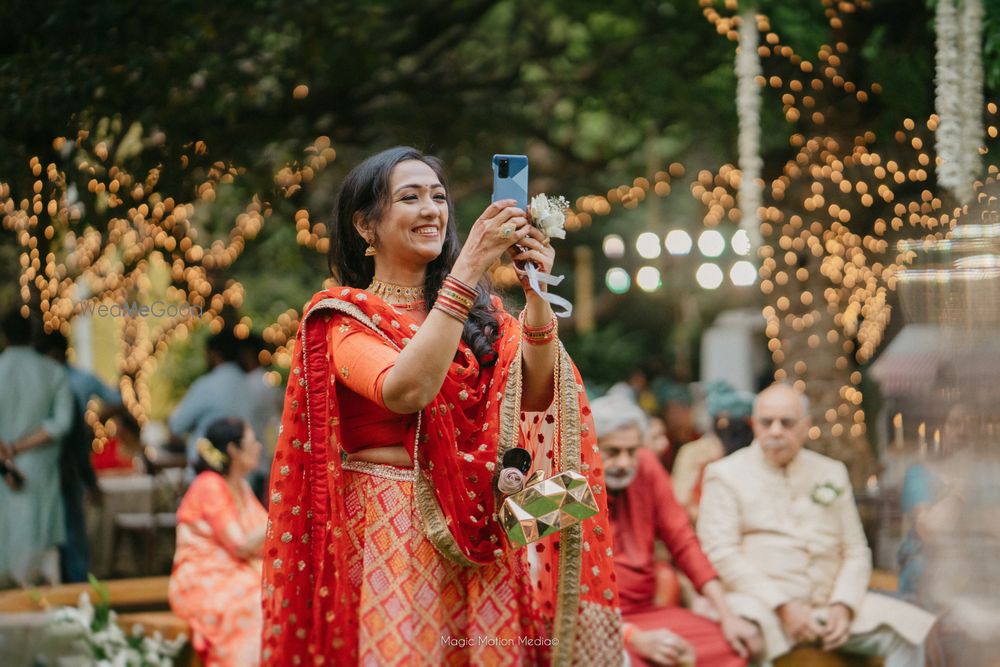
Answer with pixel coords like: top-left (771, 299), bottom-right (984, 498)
top-left (609, 448), bottom-right (718, 615)
top-left (328, 316), bottom-right (415, 453)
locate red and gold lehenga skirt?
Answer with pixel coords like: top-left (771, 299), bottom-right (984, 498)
top-left (342, 460), bottom-right (543, 666)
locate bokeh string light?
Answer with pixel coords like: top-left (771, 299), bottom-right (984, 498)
top-left (5, 0), bottom-right (999, 476)
top-left (696, 0), bottom-right (999, 470)
top-left (2, 129), bottom-right (338, 429)
top-left (557, 0), bottom-right (997, 472)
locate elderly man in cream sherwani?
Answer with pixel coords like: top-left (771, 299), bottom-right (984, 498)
top-left (697, 384), bottom-right (936, 666)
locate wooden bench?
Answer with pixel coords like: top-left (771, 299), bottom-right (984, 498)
top-left (776, 647), bottom-right (883, 667)
top-left (0, 576), bottom-right (172, 613)
top-left (0, 577), bottom-right (201, 667)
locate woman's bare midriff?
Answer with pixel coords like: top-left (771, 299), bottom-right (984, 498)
top-left (345, 446), bottom-right (413, 468)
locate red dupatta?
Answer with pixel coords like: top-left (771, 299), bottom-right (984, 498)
top-left (261, 287), bottom-right (622, 665)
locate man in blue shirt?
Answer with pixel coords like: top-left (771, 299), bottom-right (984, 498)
top-left (168, 332), bottom-right (258, 476)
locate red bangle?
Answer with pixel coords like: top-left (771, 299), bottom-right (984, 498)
top-left (622, 623), bottom-right (637, 647)
top-left (520, 311), bottom-right (557, 345)
top-left (443, 275), bottom-right (477, 300)
top-left (433, 290), bottom-right (472, 323)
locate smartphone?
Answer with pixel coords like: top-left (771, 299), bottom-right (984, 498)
top-left (492, 154), bottom-right (529, 210)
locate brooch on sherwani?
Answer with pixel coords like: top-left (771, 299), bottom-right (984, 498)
top-left (810, 481), bottom-right (844, 506)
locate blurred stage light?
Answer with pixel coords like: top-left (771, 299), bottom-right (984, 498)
top-left (696, 262), bottom-right (724, 289)
top-left (602, 234), bottom-right (625, 259)
top-left (730, 260), bottom-right (757, 286)
top-left (605, 267), bottom-right (631, 294)
top-left (665, 230), bottom-right (692, 255)
top-left (636, 266), bottom-right (662, 292)
top-left (698, 230), bottom-right (725, 257)
top-left (636, 232), bottom-right (662, 259)
top-left (732, 229), bottom-right (752, 256)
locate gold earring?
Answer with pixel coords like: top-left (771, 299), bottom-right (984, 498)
top-left (364, 242), bottom-right (377, 257)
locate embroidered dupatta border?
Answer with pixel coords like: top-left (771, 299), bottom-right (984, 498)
top-left (552, 343), bottom-right (584, 666)
top-left (495, 341), bottom-right (585, 664)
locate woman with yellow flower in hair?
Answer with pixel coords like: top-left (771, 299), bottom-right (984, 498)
top-left (168, 417), bottom-right (268, 667)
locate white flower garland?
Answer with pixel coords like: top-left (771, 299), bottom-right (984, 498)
top-left (959, 0), bottom-right (984, 203)
top-left (736, 9), bottom-right (763, 252)
top-left (935, 0), bottom-right (961, 197)
top-left (935, 0), bottom-right (984, 204)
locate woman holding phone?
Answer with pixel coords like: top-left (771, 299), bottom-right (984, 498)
top-left (261, 147), bottom-right (622, 665)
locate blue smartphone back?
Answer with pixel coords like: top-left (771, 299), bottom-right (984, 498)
top-left (492, 154), bottom-right (529, 210)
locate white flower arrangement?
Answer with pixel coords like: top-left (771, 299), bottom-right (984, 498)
top-left (519, 193), bottom-right (573, 317)
top-left (51, 577), bottom-right (186, 667)
top-left (935, 0), bottom-right (984, 204)
top-left (810, 481), bottom-right (844, 507)
top-left (529, 193), bottom-right (568, 243)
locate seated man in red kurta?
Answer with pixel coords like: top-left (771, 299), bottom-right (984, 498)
top-left (591, 394), bottom-right (760, 667)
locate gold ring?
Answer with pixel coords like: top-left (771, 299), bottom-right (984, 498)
top-left (500, 224), bottom-right (514, 239)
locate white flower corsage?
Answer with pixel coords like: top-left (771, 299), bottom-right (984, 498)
top-left (522, 193), bottom-right (572, 317)
top-left (811, 481), bottom-right (843, 506)
top-left (529, 193), bottom-right (569, 243)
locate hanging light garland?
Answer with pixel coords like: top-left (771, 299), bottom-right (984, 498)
top-left (958, 0), bottom-right (985, 203)
top-left (935, 0), bottom-right (984, 204)
top-left (691, 0), bottom-right (1000, 467)
top-left (2, 126), bottom-right (339, 425)
top-left (736, 7), bottom-right (764, 252)
top-left (3, 12), bottom-right (997, 467)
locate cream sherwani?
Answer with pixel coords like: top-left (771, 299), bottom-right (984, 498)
top-left (697, 442), bottom-right (936, 662)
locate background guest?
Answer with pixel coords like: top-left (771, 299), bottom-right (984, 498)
top-left (168, 417), bottom-right (267, 667)
top-left (36, 329), bottom-right (119, 582)
top-left (592, 393), bottom-right (759, 667)
top-left (898, 403), bottom-right (972, 605)
top-left (645, 414), bottom-right (671, 462)
top-left (237, 333), bottom-right (281, 502)
top-left (698, 383), bottom-right (936, 667)
top-left (672, 381), bottom-right (753, 523)
top-left (0, 311), bottom-right (75, 587)
top-left (168, 331), bottom-right (256, 473)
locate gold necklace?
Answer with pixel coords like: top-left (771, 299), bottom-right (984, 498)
top-left (367, 278), bottom-right (426, 306)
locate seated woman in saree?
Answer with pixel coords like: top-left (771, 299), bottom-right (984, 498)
top-left (168, 417), bottom-right (268, 667)
top-left (260, 147), bottom-right (622, 666)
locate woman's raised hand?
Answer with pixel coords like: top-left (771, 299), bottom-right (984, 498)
top-left (451, 200), bottom-right (532, 284)
top-left (508, 224), bottom-right (555, 297)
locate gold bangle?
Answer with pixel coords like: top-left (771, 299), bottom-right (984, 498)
top-left (439, 289), bottom-right (474, 309)
top-left (435, 293), bottom-right (473, 316)
top-left (444, 274), bottom-right (477, 297)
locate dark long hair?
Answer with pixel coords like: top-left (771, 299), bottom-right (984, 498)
top-left (193, 417), bottom-right (246, 476)
top-left (328, 146), bottom-right (500, 365)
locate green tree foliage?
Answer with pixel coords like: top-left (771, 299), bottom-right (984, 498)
top-left (2, 0), bottom-right (996, 388)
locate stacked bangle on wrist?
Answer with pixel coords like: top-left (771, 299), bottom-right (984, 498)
top-left (521, 311), bottom-right (558, 346)
top-left (434, 275), bottom-right (478, 323)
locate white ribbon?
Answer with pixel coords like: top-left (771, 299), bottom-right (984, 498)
top-left (524, 261), bottom-right (573, 318)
